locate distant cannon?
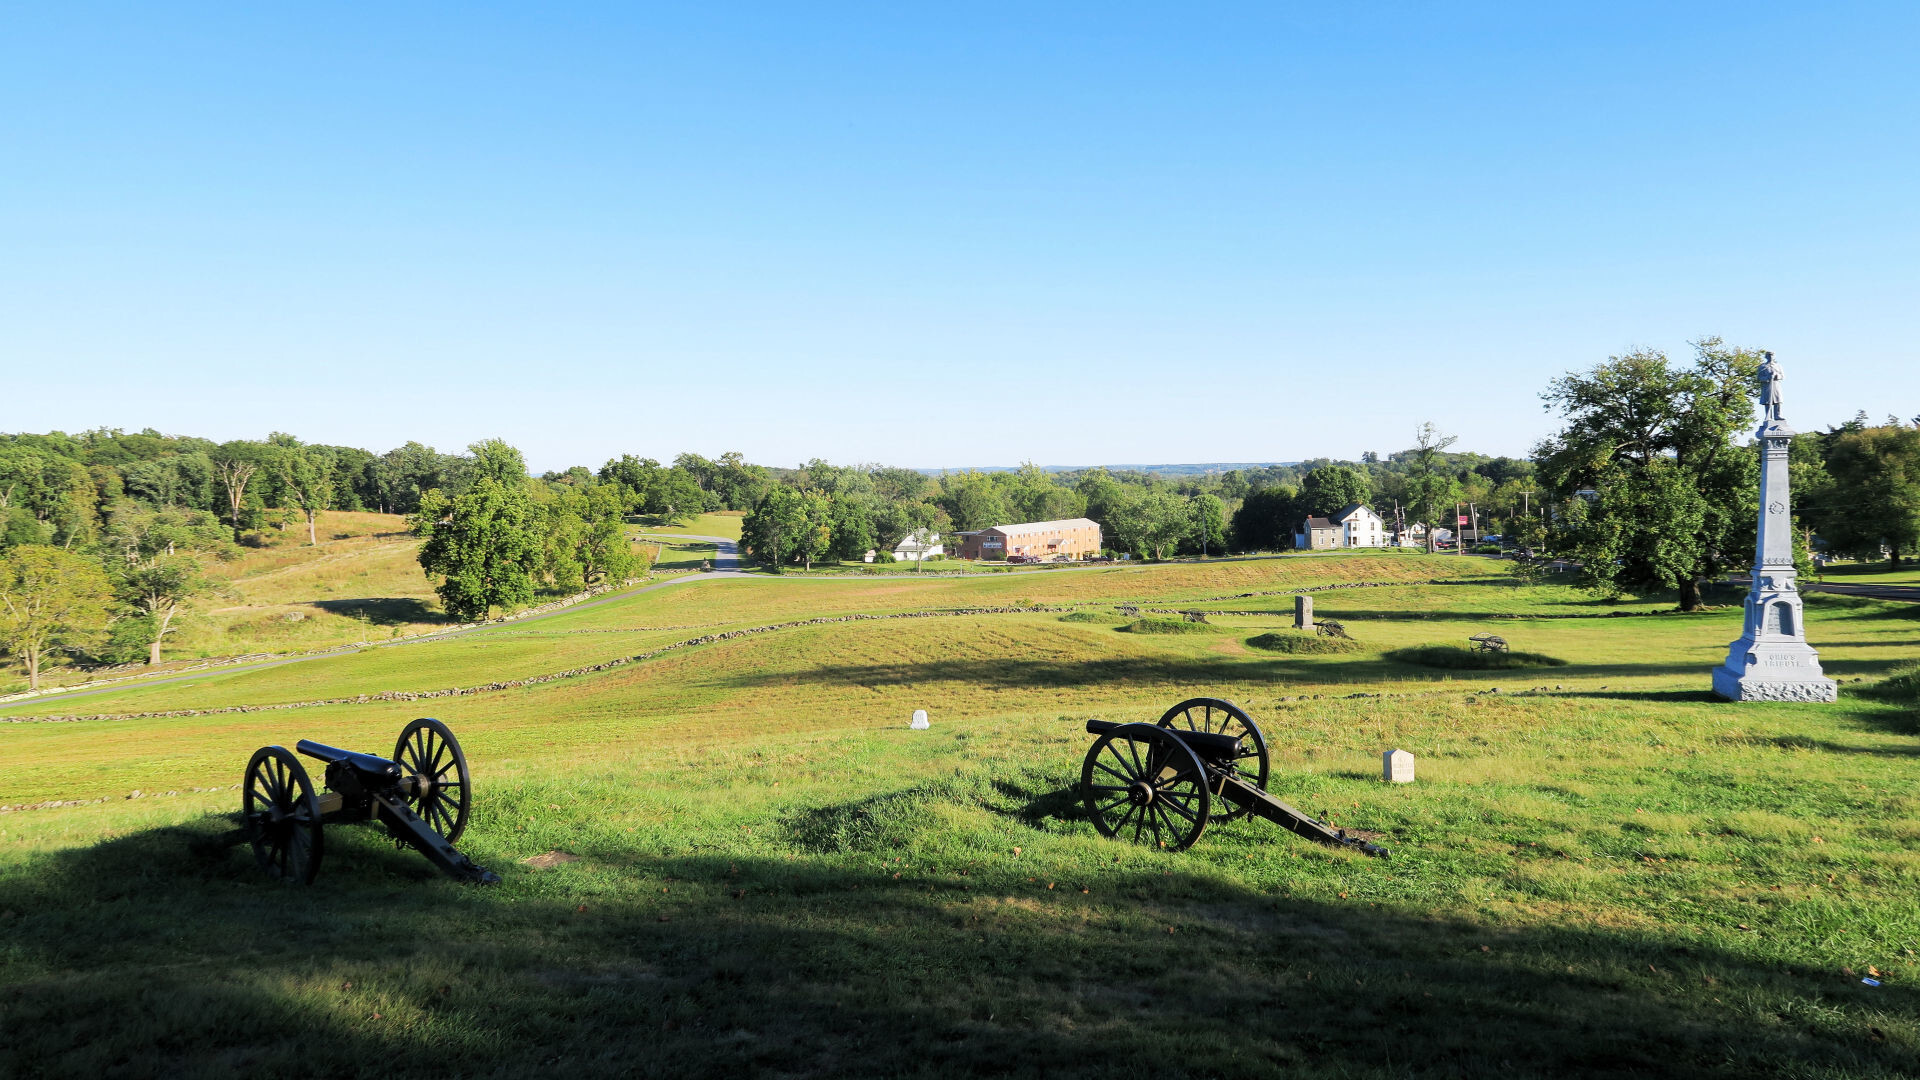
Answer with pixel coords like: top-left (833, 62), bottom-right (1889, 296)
top-left (224, 718), bottom-right (499, 885)
top-left (1316, 619), bottom-right (1350, 639)
top-left (1469, 633), bottom-right (1509, 653)
top-left (1079, 697), bottom-right (1387, 857)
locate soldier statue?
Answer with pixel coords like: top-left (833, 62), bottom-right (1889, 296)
top-left (1757, 351), bottom-right (1784, 422)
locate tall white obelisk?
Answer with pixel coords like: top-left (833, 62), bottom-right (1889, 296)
top-left (1712, 353), bottom-right (1837, 702)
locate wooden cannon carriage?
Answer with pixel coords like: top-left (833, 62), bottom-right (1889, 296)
top-left (1079, 698), bottom-right (1388, 857)
top-left (226, 718), bottom-right (499, 885)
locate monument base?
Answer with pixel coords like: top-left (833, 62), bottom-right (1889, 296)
top-left (1712, 664), bottom-right (1837, 702)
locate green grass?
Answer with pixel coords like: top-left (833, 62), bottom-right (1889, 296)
top-left (1118, 617), bottom-right (1219, 634)
top-left (1386, 643), bottom-right (1570, 670)
top-left (1058, 611), bottom-right (1121, 624)
top-left (639, 536), bottom-right (718, 573)
top-left (4, 556), bottom-right (1920, 1076)
top-left (1860, 662), bottom-right (1920, 704)
top-left (1246, 630), bottom-right (1364, 654)
top-left (635, 511), bottom-right (745, 541)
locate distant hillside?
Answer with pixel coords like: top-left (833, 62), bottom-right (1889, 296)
top-left (917, 462), bottom-right (1298, 477)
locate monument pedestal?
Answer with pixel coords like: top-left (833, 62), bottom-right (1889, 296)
top-left (1713, 408), bottom-right (1836, 703)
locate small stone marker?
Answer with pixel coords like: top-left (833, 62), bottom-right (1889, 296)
top-left (910, 709), bottom-right (930, 730)
top-left (1382, 749), bottom-right (1414, 784)
top-left (1295, 595), bottom-right (1313, 631)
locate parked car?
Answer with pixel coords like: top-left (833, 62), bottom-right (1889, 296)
top-left (1050, 554), bottom-right (1072, 563)
top-left (1006, 554), bottom-right (1035, 564)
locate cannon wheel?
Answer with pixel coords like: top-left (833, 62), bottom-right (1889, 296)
top-left (395, 717), bottom-right (471, 843)
top-left (1157, 697), bottom-right (1269, 823)
top-left (1081, 723), bottom-right (1211, 852)
top-left (243, 745), bottom-right (324, 884)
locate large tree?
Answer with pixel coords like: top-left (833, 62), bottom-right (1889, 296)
top-left (0, 546), bottom-right (113, 689)
top-left (1535, 339), bottom-right (1761, 610)
top-left (1816, 422), bottom-right (1920, 566)
top-left (1403, 423), bottom-right (1461, 554)
top-left (1299, 466), bottom-right (1371, 517)
top-left (1229, 486), bottom-right (1299, 551)
top-left (212, 443), bottom-right (261, 536)
top-left (1190, 493), bottom-right (1226, 557)
top-left (276, 443), bottom-right (336, 546)
top-left (413, 471), bottom-right (540, 620)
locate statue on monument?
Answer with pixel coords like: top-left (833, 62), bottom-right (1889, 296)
top-left (1711, 350), bottom-right (1835, 702)
top-left (1757, 350), bottom-right (1784, 422)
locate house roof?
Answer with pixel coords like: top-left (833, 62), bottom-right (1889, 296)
top-left (984, 518), bottom-right (1100, 537)
top-left (1302, 517), bottom-right (1334, 530)
top-left (1328, 503), bottom-right (1375, 524)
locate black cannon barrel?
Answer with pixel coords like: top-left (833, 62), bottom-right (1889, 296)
top-left (296, 740), bottom-right (403, 781)
top-left (1084, 718), bottom-right (1244, 759)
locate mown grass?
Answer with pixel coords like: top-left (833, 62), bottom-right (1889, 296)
top-left (1247, 630), bottom-right (1364, 655)
top-left (1119, 617), bottom-right (1219, 635)
top-left (3, 558), bottom-right (1919, 1076)
top-left (634, 511), bottom-right (745, 541)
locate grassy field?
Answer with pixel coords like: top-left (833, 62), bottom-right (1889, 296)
top-left (636, 511), bottom-right (745, 541)
top-left (3, 553), bottom-right (1918, 1077)
top-left (1820, 560), bottom-right (1920, 586)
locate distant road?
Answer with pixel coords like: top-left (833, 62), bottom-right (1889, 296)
top-left (1730, 575), bottom-right (1920, 604)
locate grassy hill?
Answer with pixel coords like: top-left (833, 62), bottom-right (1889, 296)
top-left (3, 553), bottom-right (1917, 1077)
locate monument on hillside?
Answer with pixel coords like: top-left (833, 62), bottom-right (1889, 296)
top-left (1712, 352), bottom-right (1837, 702)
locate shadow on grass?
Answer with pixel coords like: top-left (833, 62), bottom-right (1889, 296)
top-left (719, 656), bottom-right (1757, 694)
top-left (2, 818), bottom-right (1913, 1078)
top-left (1718, 732), bottom-right (1920, 758)
top-left (310, 597), bottom-right (442, 625)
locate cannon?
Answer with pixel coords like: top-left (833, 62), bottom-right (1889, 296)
top-left (230, 718), bottom-right (499, 885)
top-left (1079, 697), bottom-right (1388, 857)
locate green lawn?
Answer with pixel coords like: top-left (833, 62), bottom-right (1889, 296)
top-left (3, 557), bottom-right (1918, 1077)
top-left (1820, 560), bottom-right (1920, 586)
top-left (635, 511), bottom-right (745, 541)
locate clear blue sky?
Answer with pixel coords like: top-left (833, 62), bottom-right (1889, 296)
top-left (3, 4), bottom-right (1914, 473)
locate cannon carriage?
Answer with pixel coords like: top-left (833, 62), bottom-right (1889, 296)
top-left (1080, 697), bottom-right (1388, 857)
top-left (231, 718), bottom-right (499, 885)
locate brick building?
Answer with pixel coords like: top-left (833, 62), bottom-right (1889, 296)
top-left (954, 518), bottom-right (1103, 561)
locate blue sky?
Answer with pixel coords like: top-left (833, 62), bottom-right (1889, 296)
top-left (3, 4), bottom-right (1914, 473)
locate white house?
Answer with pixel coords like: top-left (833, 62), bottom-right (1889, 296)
top-left (1295, 504), bottom-right (1386, 549)
top-left (893, 529), bottom-right (943, 562)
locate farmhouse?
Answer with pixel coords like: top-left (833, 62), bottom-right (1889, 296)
top-left (1295, 503), bottom-right (1386, 549)
top-left (954, 517), bottom-right (1102, 561)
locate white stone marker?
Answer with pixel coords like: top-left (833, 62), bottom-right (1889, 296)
top-left (910, 709), bottom-right (930, 730)
top-left (1712, 353), bottom-right (1837, 702)
top-left (1295, 595), bottom-right (1313, 631)
top-left (1382, 749), bottom-right (1415, 783)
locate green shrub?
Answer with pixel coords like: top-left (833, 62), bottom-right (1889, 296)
top-left (1386, 644), bottom-right (1567, 670)
top-left (1859, 663), bottom-right (1920, 704)
top-left (1246, 631), bottom-right (1363, 654)
top-left (1059, 611), bottom-right (1120, 624)
top-left (1119, 617), bottom-right (1217, 635)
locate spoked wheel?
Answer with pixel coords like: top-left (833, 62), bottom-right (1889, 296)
top-left (1158, 697), bottom-right (1269, 822)
top-left (1080, 722), bottom-right (1211, 852)
top-left (394, 717), bottom-right (471, 842)
top-left (243, 745), bottom-right (324, 884)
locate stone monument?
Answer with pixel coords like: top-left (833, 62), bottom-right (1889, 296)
top-left (1712, 353), bottom-right (1837, 702)
top-left (910, 709), bottom-right (930, 729)
top-left (1294, 595), bottom-right (1313, 631)
top-left (1382, 749), bottom-right (1414, 783)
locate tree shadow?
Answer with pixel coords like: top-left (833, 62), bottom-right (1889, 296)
top-left (2, 819), bottom-right (1914, 1078)
top-left (310, 597), bottom-right (442, 626)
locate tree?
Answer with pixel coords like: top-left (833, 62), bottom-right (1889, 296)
top-left (1403, 423), bottom-right (1461, 554)
top-left (276, 444), bottom-right (336, 546)
top-left (212, 443), bottom-right (260, 536)
top-left (1230, 486), bottom-right (1298, 551)
top-left (741, 487), bottom-right (831, 570)
top-left (1535, 340), bottom-right (1761, 610)
top-left (413, 474), bottom-right (540, 620)
top-left (939, 472), bottom-right (1011, 531)
top-left (1137, 491), bottom-right (1192, 561)
top-left (1191, 493), bottom-right (1226, 557)
top-left (0, 546), bottom-right (113, 689)
top-left (1299, 466), bottom-right (1371, 517)
top-left (1817, 423), bottom-right (1920, 566)
top-left (116, 553), bottom-right (211, 665)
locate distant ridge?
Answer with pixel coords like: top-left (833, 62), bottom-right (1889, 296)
top-left (915, 462), bottom-right (1297, 476)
